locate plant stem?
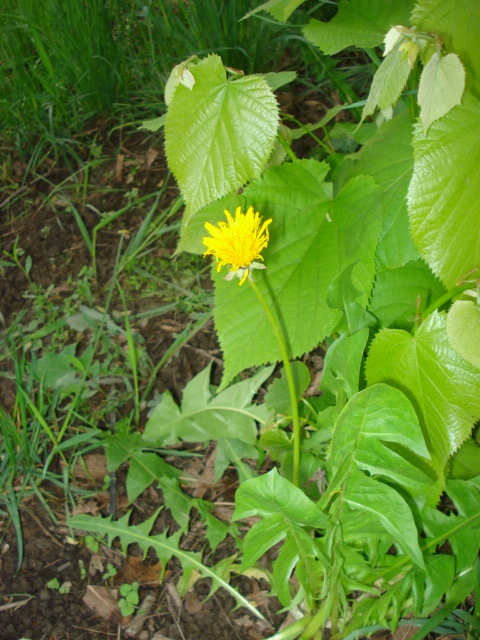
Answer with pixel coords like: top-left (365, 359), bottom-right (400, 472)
top-left (248, 279), bottom-right (301, 486)
top-left (421, 281), bottom-right (473, 321)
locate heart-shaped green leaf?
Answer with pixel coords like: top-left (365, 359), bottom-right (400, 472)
top-left (165, 54), bottom-right (278, 221)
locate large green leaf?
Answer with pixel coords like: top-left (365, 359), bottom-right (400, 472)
top-left (165, 55), bottom-right (278, 221)
top-left (365, 311), bottom-right (480, 472)
top-left (412, 0), bottom-right (480, 98)
top-left (142, 363), bottom-right (273, 446)
top-left (332, 384), bottom-right (433, 501)
top-left (303, 0), bottom-right (414, 55)
top-left (233, 468), bottom-right (328, 605)
top-left (368, 259), bottom-right (445, 330)
top-left (213, 160), bottom-right (382, 387)
top-left (407, 92), bottom-right (480, 289)
top-left (234, 467), bottom-right (328, 527)
top-left (340, 110), bottom-right (418, 270)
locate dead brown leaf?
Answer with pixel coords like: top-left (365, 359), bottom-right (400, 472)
top-left (145, 148), bottom-right (159, 169)
top-left (70, 454), bottom-right (108, 482)
top-left (392, 625), bottom-right (420, 640)
top-left (123, 556), bottom-right (163, 586)
top-left (83, 585), bottom-right (122, 623)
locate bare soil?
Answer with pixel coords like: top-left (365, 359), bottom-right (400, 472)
top-left (0, 135), bottom-right (284, 640)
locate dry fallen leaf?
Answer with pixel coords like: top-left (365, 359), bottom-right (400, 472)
top-left (145, 148), bottom-right (159, 169)
top-left (83, 585), bottom-right (122, 623)
top-left (124, 556), bottom-right (163, 586)
top-left (70, 454), bottom-right (108, 482)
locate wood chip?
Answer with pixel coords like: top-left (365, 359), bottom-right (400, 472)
top-left (124, 592), bottom-right (156, 637)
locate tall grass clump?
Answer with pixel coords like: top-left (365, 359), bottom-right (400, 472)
top-left (0, 0), bottom-right (291, 161)
top-left (0, 0), bottom-right (125, 155)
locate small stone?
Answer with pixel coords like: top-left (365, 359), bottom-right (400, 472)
top-left (39, 588), bottom-right (50, 601)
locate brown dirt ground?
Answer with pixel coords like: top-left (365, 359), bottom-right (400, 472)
top-left (0, 133), bottom-right (285, 640)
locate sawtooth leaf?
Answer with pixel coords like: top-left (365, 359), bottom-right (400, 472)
top-left (212, 160), bottom-right (382, 387)
top-left (332, 384), bottom-right (434, 503)
top-left (243, 0), bottom-right (305, 23)
top-left (365, 311), bottom-right (480, 473)
top-left (303, 0), bottom-right (415, 55)
top-left (142, 362), bottom-right (273, 446)
top-left (418, 52), bottom-right (465, 134)
top-left (165, 54), bottom-right (278, 221)
top-left (361, 44), bottom-right (411, 124)
top-left (68, 511), bottom-right (265, 620)
top-left (412, 0), bottom-right (480, 98)
top-left (407, 92), bottom-right (480, 289)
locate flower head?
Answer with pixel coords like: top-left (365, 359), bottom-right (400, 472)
top-left (203, 206), bottom-right (272, 285)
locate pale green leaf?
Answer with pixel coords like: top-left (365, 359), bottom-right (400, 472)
top-left (339, 110), bottom-right (418, 269)
top-left (407, 92), bottom-right (480, 288)
top-left (213, 160), bottom-right (382, 387)
top-left (303, 0), bottom-right (415, 55)
top-left (165, 54), bottom-right (279, 221)
top-left (365, 311), bottom-right (480, 472)
top-left (140, 114), bottom-right (166, 132)
top-left (243, 0), bottom-right (305, 22)
top-left (447, 300), bottom-right (480, 368)
top-left (368, 259), bottom-right (445, 330)
top-left (361, 44), bottom-right (411, 123)
top-left (412, 0), bottom-right (480, 98)
top-left (384, 26), bottom-right (406, 56)
top-left (142, 363), bottom-right (273, 446)
top-left (263, 71), bottom-right (297, 92)
top-left (418, 53), bottom-right (465, 134)
top-left (345, 468), bottom-right (424, 568)
top-left (332, 384), bottom-right (433, 500)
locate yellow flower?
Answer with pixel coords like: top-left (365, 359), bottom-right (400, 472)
top-left (203, 206), bottom-right (272, 285)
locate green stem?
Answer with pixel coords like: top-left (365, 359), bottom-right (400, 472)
top-left (421, 282), bottom-right (474, 321)
top-left (248, 279), bottom-right (301, 486)
top-left (277, 129), bottom-right (298, 163)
